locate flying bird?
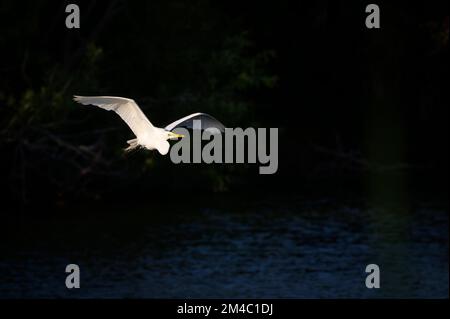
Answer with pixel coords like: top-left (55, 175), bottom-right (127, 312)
top-left (74, 96), bottom-right (225, 155)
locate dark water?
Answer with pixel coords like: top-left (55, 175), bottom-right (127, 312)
top-left (0, 198), bottom-right (448, 298)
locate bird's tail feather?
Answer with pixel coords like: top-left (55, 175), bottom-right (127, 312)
top-left (124, 138), bottom-right (139, 152)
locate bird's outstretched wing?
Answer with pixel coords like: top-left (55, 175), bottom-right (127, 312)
top-left (165, 113), bottom-right (225, 133)
top-left (73, 96), bottom-right (155, 137)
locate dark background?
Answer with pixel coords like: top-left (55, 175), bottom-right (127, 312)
top-left (0, 0), bottom-right (448, 209)
top-left (0, 0), bottom-right (448, 299)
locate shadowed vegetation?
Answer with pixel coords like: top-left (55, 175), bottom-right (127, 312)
top-left (0, 0), bottom-right (448, 209)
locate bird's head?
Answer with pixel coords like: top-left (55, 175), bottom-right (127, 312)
top-left (166, 131), bottom-right (184, 140)
top-left (153, 129), bottom-right (184, 155)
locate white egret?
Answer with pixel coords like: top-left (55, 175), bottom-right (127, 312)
top-left (74, 96), bottom-right (225, 155)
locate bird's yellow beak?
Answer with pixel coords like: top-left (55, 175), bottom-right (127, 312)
top-left (168, 132), bottom-right (185, 140)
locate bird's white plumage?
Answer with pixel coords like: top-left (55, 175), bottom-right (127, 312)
top-left (74, 95), bottom-right (225, 156)
top-left (73, 96), bottom-right (155, 138)
top-left (165, 112), bottom-right (225, 132)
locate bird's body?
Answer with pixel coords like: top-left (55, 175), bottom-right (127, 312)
top-left (74, 96), bottom-right (224, 155)
top-left (127, 127), bottom-right (170, 154)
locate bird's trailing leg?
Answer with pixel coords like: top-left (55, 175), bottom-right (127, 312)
top-left (125, 138), bottom-right (139, 152)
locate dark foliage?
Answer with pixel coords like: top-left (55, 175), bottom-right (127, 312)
top-left (0, 0), bottom-right (448, 209)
